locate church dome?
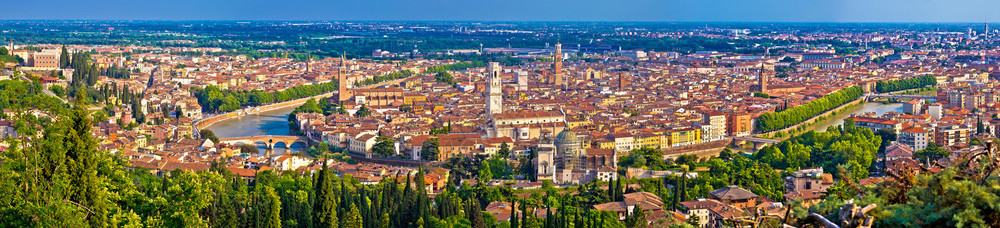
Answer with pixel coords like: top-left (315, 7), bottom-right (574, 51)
top-left (554, 128), bottom-right (579, 145)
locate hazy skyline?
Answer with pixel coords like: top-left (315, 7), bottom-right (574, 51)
top-left (4, 0), bottom-right (1000, 22)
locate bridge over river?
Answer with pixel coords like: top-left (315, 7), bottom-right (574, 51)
top-left (217, 135), bottom-right (311, 149)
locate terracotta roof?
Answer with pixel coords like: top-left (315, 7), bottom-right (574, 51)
top-left (679, 199), bottom-right (725, 210)
top-left (709, 185), bottom-right (758, 201)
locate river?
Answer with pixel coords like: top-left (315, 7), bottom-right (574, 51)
top-left (811, 102), bottom-right (904, 132)
top-left (206, 106), bottom-right (305, 155)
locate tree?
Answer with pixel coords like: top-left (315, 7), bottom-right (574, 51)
top-left (625, 207), bottom-right (646, 228)
top-left (756, 86), bottom-right (864, 132)
top-left (239, 144), bottom-right (260, 155)
top-left (914, 142), bottom-right (949, 164)
top-left (354, 104), bottom-right (372, 118)
top-left (344, 203), bottom-right (363, 228)
top-left (252, 185), bottom-right (282, 228)
top-left (435, 71), bottom-right (456, 84)
top-left (498, 142), bottom-right (511, 158)
top-left (875, 75), bottom-right (937, 93)
top-left (466, 197), bottom-right (486, 228)
top-left (314, 162), bottom-right (338, 228)
top-left (372, 136), bottom-right (395, 157)
top-left (50, 85), bottom-right (65, 97)
top-left (200, 129), bottom-right (220, 143)
top-left (718, 147), bottom-right (735, 160)
top-left (400, 104), bottom-right (413, 113)
top-left (175, 106), bottom-right (184, 119)
top-left (687, 213), bottom-right (700, 227)
top-left (297, 98), bottom-right (323, 114)
top-left (478, 162), bottom-right (493, 183)
top-left (421, 138), bottom-right (440, 161)
top-left (59, 45), bottom-right (70, 68)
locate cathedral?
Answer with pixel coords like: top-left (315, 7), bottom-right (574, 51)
top-left (535, 126), bottom-right (618, 185)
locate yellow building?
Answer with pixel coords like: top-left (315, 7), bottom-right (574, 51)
top-left (635, 132), bottom-right (660, 149)
top-left (404, 93), bottom-right (428, 105)
top-left (598, 139), bottom-right (615, 150)
top-left (666, 127), bottom-right (702, 147)
top-left (567, 119), bottom-right (591, 129)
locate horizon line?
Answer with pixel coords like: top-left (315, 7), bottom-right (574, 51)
top-left (0, 19), bottom-right (996, 24)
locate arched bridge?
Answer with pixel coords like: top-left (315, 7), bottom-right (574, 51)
top-left (866, 94), bottom-right (935, 101)
top-left (732, 137), bottom-right (781, 151)
top-left (217, 135), bottom-right (311, 149)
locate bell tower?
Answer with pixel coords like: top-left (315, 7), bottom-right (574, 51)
top-left (486, 62), bottom-right (503, 116)
top-left (337, 53), bottom-right (353, 103)
top-left (553, 43), bottom-right (563, 87)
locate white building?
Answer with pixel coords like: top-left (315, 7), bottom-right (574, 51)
top-left (349, 133), bottom-right (378, 158)
top-left (928, 103), bottom-right (943, 119)
top-left (899, 127), bottom-right (929, 151)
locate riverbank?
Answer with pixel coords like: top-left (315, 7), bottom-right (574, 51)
top-left (195, 76), bottom-right (414, 134)
top-left (760, 97), bottom-right (865, 140)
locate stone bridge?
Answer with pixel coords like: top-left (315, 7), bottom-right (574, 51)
top-left (193, 76), bottom-right (415, 136)
top-left (218, 135), bottom-right (311, 149)
top-left (865, 93), bottom-right (935, 101)
top-left (732, 137), bottom-right (781, 151)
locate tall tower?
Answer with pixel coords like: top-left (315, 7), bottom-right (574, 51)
top-left (619, 71), bottom-right (628, 89)
top-left (337, 53), bottom-right (352, 103)
top-left (986, 19), bottom-right (990, 40)
top-left (486, 62), bottom-right (503, 116)
top-left (758, 62), bottom-right (768, 93)
top-left (553, 43), bottom-right (563, 87)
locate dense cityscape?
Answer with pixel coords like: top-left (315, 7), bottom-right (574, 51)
top-left (2, 11), bottom-right (1000, 228)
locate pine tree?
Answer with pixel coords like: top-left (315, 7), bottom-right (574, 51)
top-left (344, 203), bottom-right (363, 228)
top-left (315, 163), bottom-right (338, 228)
top-left (87, 63), bottom-right (98, 86)
top-left (65, 107), bottom-right (109, 227)
top-left (467, 196), bottom-right (486, 228)
top-left (59, 45), bottom-right (70, 68)
top-left (379, 213), bottom-right (390, 228)
top-left (510, 199), bottom-right (519, 228)
top-left (265, 186), bottom-right (283, 228)
top-left (625, 207), bottom-right (645, 228)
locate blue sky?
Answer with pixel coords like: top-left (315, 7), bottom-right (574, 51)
top-left (4, 0), bottom-right (999, 22)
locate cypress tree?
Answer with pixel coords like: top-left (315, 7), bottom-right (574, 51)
top-left (315, 163), bottom-right (338, 228)
top-left (467, 196), bottom-right (486, 228)
top-left (510, 199), bottom-right (519, 228)
top-left (65, 108), bottom-right (109, 227)
top-left (87, 63), bottom-right (98, 86)
top-left (344, 203), bottom-right (363, 228)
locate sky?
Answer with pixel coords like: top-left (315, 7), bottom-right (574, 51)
top-left (3, 0), bottom-right (1000, 22)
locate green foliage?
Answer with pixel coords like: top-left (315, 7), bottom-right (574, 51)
top-left (754, 121), bottom-right (880, 179)
top-left (914, 142), bottom-right (949, 164)
top-left (434, 71), bottom-right (456, 85)
top-left (756, 86), bottom-right (864, 132)
top-left (478, 162), bottom-right (493, 183)
top-left (875, 75), bottom-right (937, 93)
top-left (372, 136), bottom-right (395, 157)
top-left (618, 147), bottom-right (668, 170)
top-left (199, 129), bottom-right (220, 143)
top-left (344, 203), bottom-right (363, 228)
top-left (49, 85), bottom-right (65, 97)
top-left (753, 92), bottom-right (771, 98)
top-left (352, 70), bottom-right (414, 87)
top-left (239, 143), bottom-right (260, 155)
top-left (877, 169), bottom-right (1000, 227)
top-left (424, 61), bottom-right (484, 74)
top-left (421, 138), bottom-right (440, 161)
top-left (192, 80), bottom-right (341, 113)
top-left (354, 104), bottom-right (372, 118)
